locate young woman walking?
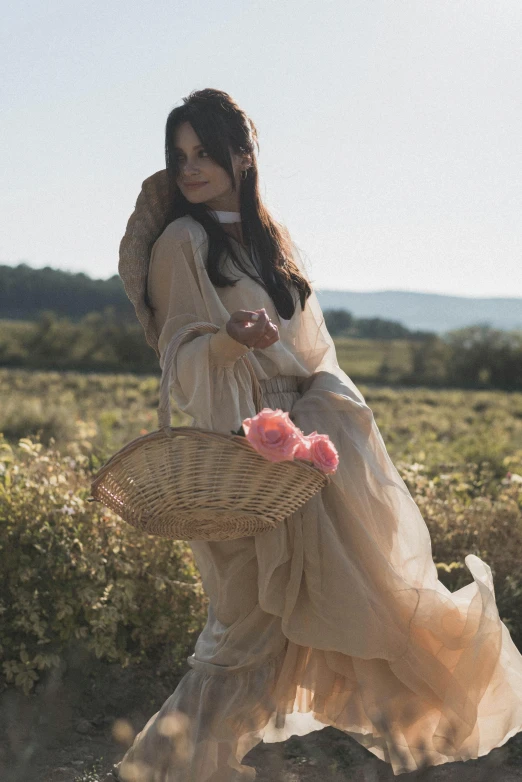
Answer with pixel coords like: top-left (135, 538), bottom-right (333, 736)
top-left (113, 88), bottom-right (522, 781)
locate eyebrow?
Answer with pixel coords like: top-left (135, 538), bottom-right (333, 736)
top-left (173, 144), bottom-right (204, 151)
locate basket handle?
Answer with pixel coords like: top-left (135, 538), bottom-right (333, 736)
top-left (157, 322), bottom-right (264, 429)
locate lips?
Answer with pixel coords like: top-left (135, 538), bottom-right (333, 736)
top-left (184, 182), bottom-right (207, 187)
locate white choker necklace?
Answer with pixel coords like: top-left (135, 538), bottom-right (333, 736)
top-left (210, 209), bottom-right (241, 223)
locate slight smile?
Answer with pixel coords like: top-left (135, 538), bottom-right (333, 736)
top-left (184, 182), bottom-right (208, 189)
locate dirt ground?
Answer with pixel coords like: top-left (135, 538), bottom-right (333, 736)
top-left (1, 645), bottom-right (521, 782)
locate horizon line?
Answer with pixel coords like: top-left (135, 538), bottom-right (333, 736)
top-left (2, 261), bottom-right (522, 302)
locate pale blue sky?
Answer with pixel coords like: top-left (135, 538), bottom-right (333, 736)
top-left (2, 0), bottom-right (521, 297)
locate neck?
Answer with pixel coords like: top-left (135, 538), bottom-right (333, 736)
top-left (205, 197), bottom-right (241, 212)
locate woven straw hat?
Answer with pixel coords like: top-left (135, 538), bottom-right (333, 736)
top-left (118, 169), bottom-right (171, 359)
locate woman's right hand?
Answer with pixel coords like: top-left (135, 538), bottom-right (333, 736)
top-left (226, 308), bottom-right (280, 350)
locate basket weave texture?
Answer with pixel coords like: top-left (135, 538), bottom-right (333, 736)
top-left (89, 323), bottom-right (329, 541)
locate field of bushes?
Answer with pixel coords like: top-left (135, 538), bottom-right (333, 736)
top-left (2, 313), bottom-right (522, 391)
top-left (1, 365), bottom-right (522, 692)
top-left (1, 366), bottom-right (522, 778)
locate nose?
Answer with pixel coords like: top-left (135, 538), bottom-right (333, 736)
top-left (181, 160), bottom-right (200, 176)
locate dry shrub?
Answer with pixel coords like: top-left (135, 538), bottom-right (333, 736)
top-left (0, 435), bottom-right (207, 695)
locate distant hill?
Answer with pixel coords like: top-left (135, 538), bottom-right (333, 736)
top-left (315, 289), bottom-right (522, 334)
top-left (1, 263), bottom-right (521, 334)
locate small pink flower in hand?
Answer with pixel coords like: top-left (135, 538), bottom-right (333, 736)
top-left (242, 408), bottom-right (301, 462)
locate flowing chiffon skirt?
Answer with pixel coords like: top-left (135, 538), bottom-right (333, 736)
top-left (115, 373), bottom-right (522, 781)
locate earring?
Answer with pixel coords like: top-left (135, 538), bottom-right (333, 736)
top-left (241, 169), bottom-right (248, 180)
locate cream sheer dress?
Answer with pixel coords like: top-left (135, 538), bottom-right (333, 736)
top-left (115, 214), bottom-right (522, 781)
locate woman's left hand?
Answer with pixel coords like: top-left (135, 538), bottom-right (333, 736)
top-left (226, 308), bottom-right (280, 349)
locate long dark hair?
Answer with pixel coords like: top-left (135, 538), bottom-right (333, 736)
top-left (161, 88), bottom-right (312, 321)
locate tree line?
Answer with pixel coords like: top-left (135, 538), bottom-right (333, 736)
top-left (1, 308), bottom-right (521, 390)
top-left (0, 263), bottom-right (135, 321)
top-left (324, 308), bottom-right (433, 340)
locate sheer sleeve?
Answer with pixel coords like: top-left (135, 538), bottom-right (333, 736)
top-left (287, 238), bottom-right (367, 405)
top-left (147, 218), bottom-right (259, 435)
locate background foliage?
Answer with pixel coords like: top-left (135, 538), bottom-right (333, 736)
top-left (1, 311), bottom-right (522, 390)
top-left (1, 368), bottom-right (521, 696)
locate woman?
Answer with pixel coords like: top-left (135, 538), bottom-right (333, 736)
top-left (114, 88), bottom-right (522, 781)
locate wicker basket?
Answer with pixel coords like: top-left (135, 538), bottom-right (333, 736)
top-left (87, 322), bottom-right (330, 541)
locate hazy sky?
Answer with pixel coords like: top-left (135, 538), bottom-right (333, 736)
top-left (2, 0), bottom-right (521, 297)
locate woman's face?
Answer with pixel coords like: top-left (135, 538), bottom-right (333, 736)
top-left (174, 121), bottom-right (249, 211)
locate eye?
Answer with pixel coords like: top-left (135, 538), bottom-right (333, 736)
top-left (175, 150), bottom-right (209, 160)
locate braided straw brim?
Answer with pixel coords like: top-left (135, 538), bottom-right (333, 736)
top-left (118, 169), bottom-right (170, 359)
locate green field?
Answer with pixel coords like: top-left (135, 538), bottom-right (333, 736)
top-left (0, 319), bottom-right (414, 383)
top-left (1, 367), bottom-right (521, 698)
top-left (335, 336), bottom-right (413, 382)
top-left (1, 366), bottom-right (519, 468)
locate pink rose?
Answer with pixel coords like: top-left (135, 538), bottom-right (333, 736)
top-left (293, 437), bottom-right (312, 461)
top-left (308, 433), bottom-right (339, 474)
top-left (242, 408), bottom-right (302, 462)
top-left (293, 430), bottom-right (317, 462)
